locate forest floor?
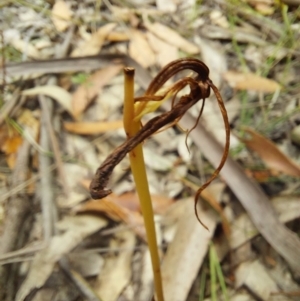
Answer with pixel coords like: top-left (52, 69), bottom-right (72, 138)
top-left (1, 0), bottom-right (300, 301)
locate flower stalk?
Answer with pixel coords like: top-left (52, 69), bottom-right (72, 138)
top-left (123, 67), bottom-right (164, 301)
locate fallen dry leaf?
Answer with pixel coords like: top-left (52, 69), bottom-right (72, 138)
top-left (77, 197), bottom-right (146, 239)
top-left (236, 260), bottom-right (278, 300)
top-left (78, 198), bottom-right (128, 222)
top-left (71, 64), bottom-right (123, 119)
top-left (162, 198), bottom-right (218, 301)
top-left (10, 39), bottom-right (41, 59)
top-left (0, 125), bottom-right (23, 168)
top-left (110, 6), bottom-right (134, 22)
top-left (16, 110), bottom-right (40, 163)
top-left (2, 136), bottom-right (23, 168)
top-left (106, 30), bottom-right (130, 42)
top-left (146, 32), bottom-right (178, 67)
top-left (77, 191), bottom-right (173, 239)
top-left (71, 23), bottom-right (117, 57)
top-left (247, 0), bottom-right (275, 15)
top-left (108, 192), bottom-right (174, 214)
top-left (223, 71), bottom-right (281, 92)
top-left (129, 29), bottom-right (156, 68)
top-left (150, 194), bottom-right (175, 214)
top-left (245, 169), bottom-right (273, 182)
top-left (241, 127), bottom-right (300, 177)
top-left (16, 215), bottom-right (107, 301)
top-left (230, 195), bottom-right (300, 249)
top-left (255, 3), bottom-right (275, 15)
top-left (68, 252), bottom-right (104, 278)
top-left (81, 179), bottom-right (174, 214)
top-left (145, 22), bottom-right (199, 54)
top-left (63, 120), bottom-right (123, 134)
top-left (22, 85), bottom-right (73, 116)
top-left (2, 135), bottom-right (23, 155)
top-left (94, 230), bottom-right (135, 301)
top-left (210, 10), bottom-right (230, 28)
top-left (156, 0), bottom-right (176, 12)
top-left (51, 0), bottom-right (73, 32)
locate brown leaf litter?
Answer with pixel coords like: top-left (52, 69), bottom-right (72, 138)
top-left (1, 0), bottom-right (300, 300)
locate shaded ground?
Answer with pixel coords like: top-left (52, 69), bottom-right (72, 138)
top-left (0, 0), bottom-right (300, 301)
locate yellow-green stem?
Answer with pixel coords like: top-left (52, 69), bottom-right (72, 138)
top-left (123, 68), bottom-right (164, 301)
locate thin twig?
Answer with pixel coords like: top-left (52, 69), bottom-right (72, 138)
top-left (38, 94), bottom-right (57, 241)
top-left (38, 78), bottom-right (70, 197)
